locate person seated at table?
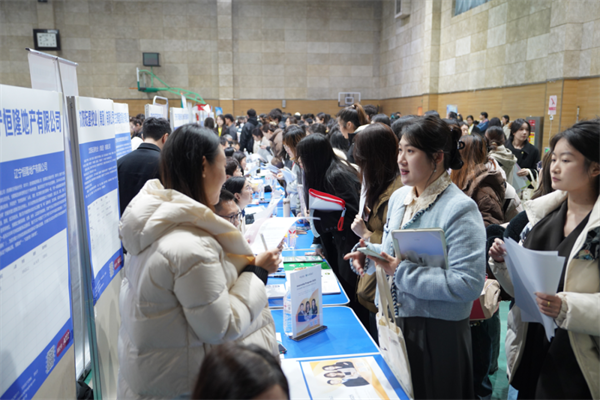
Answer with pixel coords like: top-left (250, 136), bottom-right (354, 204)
top-left (296, 134), bottom-right (369, 328)
top-left (233, 151), bottom-right (247, 174)
top-left (193, 342), bottom-right (289, 399)
top-left (489, 119), bottom-right (600, 399)
top-left (225, 157), bottom-right (242, 179)
top-left (345, 115), bottom-right (486, 399)
top-left (214, 189), bottom-right (242, 230)
top-left (223, 176), bottom-right (254, 212)
top-left (117, 124), bottom-right (282, 399)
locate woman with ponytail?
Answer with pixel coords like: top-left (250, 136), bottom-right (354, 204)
top-left (345, 116), bottom-right (486, 399)
top-left (337, 103), bottom-right (369, 163)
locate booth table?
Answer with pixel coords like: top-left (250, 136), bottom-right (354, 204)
top-left (272, 307), bottom-right (410, 400)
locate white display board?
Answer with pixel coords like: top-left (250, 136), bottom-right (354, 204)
top-left (169, 107), bottom-right (190, 131)
top-left (113, 103), bottom-right (132, 159)
top-left (72, 97), bottom-right (123, 303)
top-left (0, 85), bottom-right (73, 399)
top-left (145, 104), bottom-right (166, 119)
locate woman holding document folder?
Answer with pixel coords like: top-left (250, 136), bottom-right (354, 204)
top-left (489, 119), bottom-right (600, 399)
top-left (346, 115), bottom-right (486, 399)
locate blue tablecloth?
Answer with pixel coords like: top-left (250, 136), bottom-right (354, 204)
top-left (271, 307), bottom-right (378, 359)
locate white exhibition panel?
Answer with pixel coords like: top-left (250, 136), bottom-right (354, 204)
top-left (0, 85), bottom-right (74, 399)
top-left (73, 97), bottom-right (123, 302)
top-left (113, 103), bottom-right (132, 159)
top-left (170, 107), bottom-right (191, 130)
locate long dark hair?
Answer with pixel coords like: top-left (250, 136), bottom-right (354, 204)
top-left (282, 125), bottom-right (306, 154)
top-left (337, 103), bottom-right (368, 130)
top-left (509, 118), bottom-right (531, 143)
top-left (353, 124), bottom-right (399, 209)
top-left (192, 343), bottom-right (289, 399)
top-left (531, 150), bottom-right (554, 200)
top-left (450, 134), bottom-right (488, 190)
top-left (485, 126), bottom-right (506, 151)
top-left (402, 115), bottom-right (464, 171)
top-left (160, 124), bottom-right (221, 206)
top-left (222, 176), bottom-right (246, 203)
top-left (549, 119), bottom-right (600, 193)
top-left (296, 134), bottom-right (359, 205)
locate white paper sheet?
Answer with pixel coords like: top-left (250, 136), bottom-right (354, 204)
top-left (322, 270), bottom-right (341, 294)
top-left (512, 165), bottom-right (529, 194)
top-left (282, 167), bottom-right (296, 185)
top-left (504, 238), bottom-right (565, 340)
top-left (266, 284), bottom-right (286, 299)
top-left (249, 217), bottom-right (300, 254)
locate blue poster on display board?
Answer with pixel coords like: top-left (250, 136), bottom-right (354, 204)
top-left (73, 97), bottom-right (123, 303)
top-left (0, 85), bottom-right (73, 400)
top-left (113, 103), bottom-right (132, 159)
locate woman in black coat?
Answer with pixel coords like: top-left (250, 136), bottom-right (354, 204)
top-left (505, 118), bottom-right (541, 179)
top-left (296, 134), bottom-right (368, 326)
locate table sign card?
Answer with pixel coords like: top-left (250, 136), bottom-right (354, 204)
top-left (283, 265), bottom-right (324, 340)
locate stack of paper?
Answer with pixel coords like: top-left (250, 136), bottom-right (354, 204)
top-left (504, 238), bottom-right (565, 340)
top-left (321, 270), bottom-right (341, 294)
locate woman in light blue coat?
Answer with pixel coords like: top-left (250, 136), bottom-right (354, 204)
top-left (346, 116), bottom-right (486, 399)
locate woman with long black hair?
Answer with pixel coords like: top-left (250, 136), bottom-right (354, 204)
top-left (351, 123), bottom-right (403, 339)
top-left (296, 134), bottom-right (368, 326)
top-left (505, 118), bottom-right (540, 179)
top-left (490, 120), bottom-right (600, 399)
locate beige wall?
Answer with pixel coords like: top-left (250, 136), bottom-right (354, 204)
top-left (230, 0), bottom-right (381, 100)
top-left (0, 0), bottom-right (381, 102)
top-left (378, 0), bottom-right (600, 98)
top-left (1, 0), bottom-right (598, 105)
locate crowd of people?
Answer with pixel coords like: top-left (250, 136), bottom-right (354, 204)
top-left (117, 104), bottom-right (599, 399)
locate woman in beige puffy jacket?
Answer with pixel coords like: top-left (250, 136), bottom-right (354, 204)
top-left (117, 125), bottom-right (281, 399)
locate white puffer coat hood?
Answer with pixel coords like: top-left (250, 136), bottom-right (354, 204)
top-left (117, 180), bottom-right (277, 399)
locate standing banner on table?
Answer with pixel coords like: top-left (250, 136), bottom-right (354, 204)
top-left (145, 104), bottom-right (166, 119)
top-left (169, 107), bottom-right (190, 131)
top-left (113, 103), bottom-right (132, 159)
top-left (71, 97), bottom-right (123, 303)
top-left (284, 265), bottom-right (323, 339)
top-left (0, 85), bottom-right (73, 399)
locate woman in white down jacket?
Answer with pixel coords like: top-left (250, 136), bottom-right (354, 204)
top-left (117, 125), bottom-right (281, 399)
top-left (489, 120), bottom-right (600, 399)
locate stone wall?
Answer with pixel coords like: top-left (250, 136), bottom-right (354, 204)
top-left (230, 0), bottom-right (382, 100)
top-left (1, 0), bottom-right (598, 102)
top-left (377, 0), bottom-right (600, 99)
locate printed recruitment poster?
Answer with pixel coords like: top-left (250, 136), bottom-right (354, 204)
top-left (0, 85), bottom-right (73, 399)
top-left (284, 265), bottom-right (323, 339)
top-left (73, 97), bottom-right (123, 303)
top-left (113, 103), bottom-right (132, 159)
top-left (301, 357), bottom-right (400, 400)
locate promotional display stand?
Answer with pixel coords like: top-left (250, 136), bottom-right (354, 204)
top-left (68, 96), bottom-right (125, 399)
top-left (0, 85), bottom-right (76, 399)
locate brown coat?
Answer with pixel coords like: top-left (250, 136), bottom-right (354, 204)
top-left (463, 164), bottom-right (505, 227)
top-left (357, 176), bottom-right (403, 313)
